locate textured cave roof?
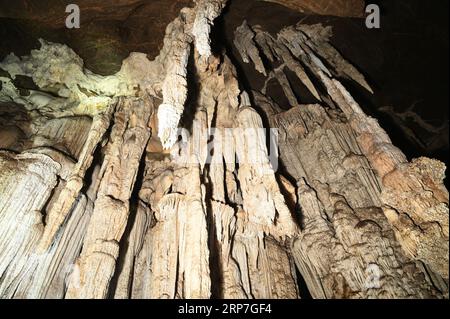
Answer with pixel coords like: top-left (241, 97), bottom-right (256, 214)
top-left (0, 0), bottom-right (193, 73)
top-left (0, 0), bottom-right (448, 164)
top-left (0, 0), bottom-right (364, 74)
top-left (0, 0), bottom-right (365, 22)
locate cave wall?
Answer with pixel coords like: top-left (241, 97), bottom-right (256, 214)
top-left (0, 0), bottom-right (448, 299)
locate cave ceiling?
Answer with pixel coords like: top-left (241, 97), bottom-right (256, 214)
top-left (2, 0), bottom-right (446, 161)
top-left (0, 0), bottom-right (364, 74)
top-left (0, 0), bottom-right (448, 300)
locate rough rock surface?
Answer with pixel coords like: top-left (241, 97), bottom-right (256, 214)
top-left (0, 0), bottom-right (448, 299)
top-left (237, 22), bottom-right (449, 297)
top-left (262, 0), bottom-right (365, 17)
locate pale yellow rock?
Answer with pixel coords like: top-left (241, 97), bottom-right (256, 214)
top-left (0, 3), bottom-right (447, 300)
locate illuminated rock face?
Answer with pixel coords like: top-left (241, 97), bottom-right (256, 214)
top-left (0, 0), bottom-right (448, 299)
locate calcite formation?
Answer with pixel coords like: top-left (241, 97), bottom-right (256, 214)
top-left (0, 0), bottom-right (448, 299)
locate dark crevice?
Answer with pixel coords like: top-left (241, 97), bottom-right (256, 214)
top-left (265, 78), bottom-right (291, 110)
top-left (204, 172), bottom-right (224, 299)
top-left (80, 137), bottom-right (113, 197)
top-left (294, 261), bottom-right (313, 299)
top-left (284, 68), bottom-right (321, 105)
top-left (180, 43), bottom-right (200, 133)
top-left (40, 174), bottom-right (62, 225)
top-left (212, 12), bottom-right (257, 105)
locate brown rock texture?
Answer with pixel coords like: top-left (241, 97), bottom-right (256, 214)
top-left (0, 0), bottom-right (448, 299)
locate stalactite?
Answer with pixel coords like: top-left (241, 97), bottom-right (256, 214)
top-left (243, 21), bottom-right (448, 297)
top-left (0, 0), bottom-right (447, 300)
top-left (65, 98), bottom-right (152, 298)
top-left (192, 0), bottom-right (229, 58)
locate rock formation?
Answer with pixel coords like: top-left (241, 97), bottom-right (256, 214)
top-left (0, 0), bottom-right (448, 299)
top-left (261, 0), bottom-right (365, 17)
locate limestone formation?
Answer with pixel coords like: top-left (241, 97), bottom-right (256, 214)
top-left (0, 0), bottom-right (448, 299)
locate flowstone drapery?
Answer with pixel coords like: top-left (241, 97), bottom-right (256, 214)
top-left (0, 1), bottom-right (448, 299)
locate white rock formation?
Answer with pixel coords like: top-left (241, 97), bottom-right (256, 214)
top-left (0, 1), bottom-right (447, 299)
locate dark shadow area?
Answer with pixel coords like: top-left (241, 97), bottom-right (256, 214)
top-left (219, 0), bottom-right (449, 169)
top-left (295, 265), bottom-right (313, 299)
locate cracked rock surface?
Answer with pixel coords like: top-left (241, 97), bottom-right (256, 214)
top-left (0, 0), bottom-right (448, 299)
